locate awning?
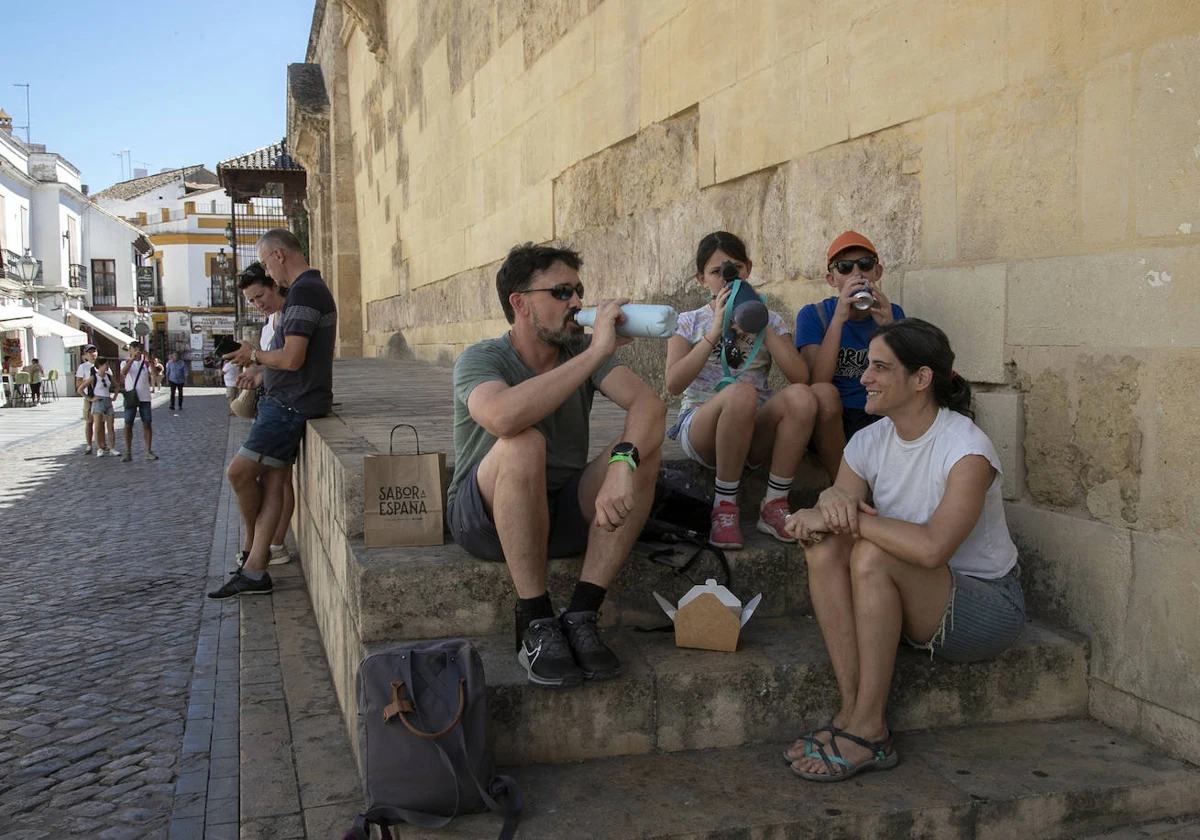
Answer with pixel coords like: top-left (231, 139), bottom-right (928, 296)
top-left (0, 304), bottom-right (89, 347)
top-left (69, 308), bottom-right (137, 347)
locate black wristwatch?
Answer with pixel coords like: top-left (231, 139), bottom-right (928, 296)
top-left (608, 441), bottom-right (640, 471)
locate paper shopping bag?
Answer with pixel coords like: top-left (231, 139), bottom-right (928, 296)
top-left (363, 424), bottom-right (446, 548)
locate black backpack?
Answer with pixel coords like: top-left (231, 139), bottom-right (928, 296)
top-left (635, 467), bottom-right (731, 590)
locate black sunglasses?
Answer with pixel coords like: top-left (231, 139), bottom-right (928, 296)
top-left (518, 283), bottom-right (584, 301)
top-left (829, 256), bottom-right (878, 274)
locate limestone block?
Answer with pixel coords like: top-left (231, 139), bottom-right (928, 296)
top-left (774, 127), bottom-right (922, 281)
top-left (1072, 353), bottom-right (1143, 526)
top-left (706, 40), bottom-right (846, 186)
top-left (1005, 501), bottom-right (1133, 685)
top-left (575, 50), bottom-right (640, 162)
top-left (1079, 53), bottom-right (1133, 245)
top-left (1118, 531), bottom-right (1200, 720)
top-left (902, 263), bottom-right (1008, 384)
top-left (1007, 246), bottom-right (1200, 348)
top-left (1139, 352), bottom-right (1200, 534)
top-left (1022, 368), bottom-right (1080, 508)
top-left (542, 11), bottom-right (595, 101)
top-left (1064, 0), bottom-right (1200, 78)
top-left (666, 0), bottom-right (739, 118)
top-left (957, 80), bottom-right (1078, 261)
top-left (472, 26), bottom-right (523, 110)
top-left (732, 0), bottom-right (818, 80)
top-left (1135, 32), bottom-right (1200, 239)
top-left (637, 20), bottom-right (673, 128)
top-left (845, 0), bottom-right (1006, 140)
top-left (921, 111), bottom-right (957, 264)
top-left (973, 392), bottom-right (1026, 500)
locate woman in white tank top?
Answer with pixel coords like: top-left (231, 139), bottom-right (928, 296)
top-left (781, 319), bottom-right (1025, 782)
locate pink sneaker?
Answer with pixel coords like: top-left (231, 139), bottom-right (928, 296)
top-left (757, 497), bottom-right (797, 544)
top-left (709, 501), bottom-right (744, 549)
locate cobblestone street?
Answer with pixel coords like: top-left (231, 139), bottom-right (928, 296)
top-left (0, 391), bottom-right (237, 839)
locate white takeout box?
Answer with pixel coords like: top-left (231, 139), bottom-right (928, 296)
top-left (653, 579), bottom-right (763, 652)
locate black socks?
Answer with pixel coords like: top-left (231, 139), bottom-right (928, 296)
top-left (566, 581), bottom-right (607, 615)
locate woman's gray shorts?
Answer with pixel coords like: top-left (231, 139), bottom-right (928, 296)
top-left (905, 565), bottom-right (1026, 662)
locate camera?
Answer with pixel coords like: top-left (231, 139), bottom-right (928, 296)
top-left (719, 261), bottom-right (769, 335)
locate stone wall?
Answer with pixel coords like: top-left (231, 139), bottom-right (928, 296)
top-left (298, 0), bottom-right (1200, 763)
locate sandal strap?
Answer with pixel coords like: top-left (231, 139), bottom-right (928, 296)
top-left (813, 741), bottom-right (854, 776)
top-left (834, 730), bottom-right (892, 758)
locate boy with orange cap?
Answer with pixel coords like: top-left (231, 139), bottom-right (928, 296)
top-left (795, 231), bottom-right (905, 479)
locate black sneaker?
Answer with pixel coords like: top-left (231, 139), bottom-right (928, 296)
top-left (517, 618), bottom-right (583, 688)
top-left (560, 610), bottom-right (621, 680)
top-left (207, 570), bottom-right (272, 599)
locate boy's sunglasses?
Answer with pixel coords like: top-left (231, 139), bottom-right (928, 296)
top-left (518, 283), bottom-right (584, 301)
top-left (829, 256), bottom-right (878, 274)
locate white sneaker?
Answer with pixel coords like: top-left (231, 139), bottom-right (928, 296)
top-left (96, 448), bottom-right (106, 458)
top-left (110, 450), bottom-right (122, 458)
top-left (268, 546), bottom-right (292, 566)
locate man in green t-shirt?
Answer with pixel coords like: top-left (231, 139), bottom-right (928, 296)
top-left (448, 243), bottom-right (666, 689)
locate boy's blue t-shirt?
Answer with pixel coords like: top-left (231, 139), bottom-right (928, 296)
top-left (795, 298), bottom-right (906, 410)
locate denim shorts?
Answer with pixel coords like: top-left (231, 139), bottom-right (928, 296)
top-left (237, 395), bottom-right (307, 469)
top-left (446, 462), bottom-right (589, 562)
top-left (666, 407), bottom-right (716, 470)
top-left (90, 397), bottom-right (114, 416)
top-left (905, 565), bottom-right (1026, 662)
top-left (124, 401), bottom-right (152, 425)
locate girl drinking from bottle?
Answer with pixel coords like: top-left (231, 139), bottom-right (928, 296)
top-left (665, 231), bottom-right (818, 549)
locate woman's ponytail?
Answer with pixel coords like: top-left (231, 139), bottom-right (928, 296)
top-left (942, 371), bottom-right (974, 419)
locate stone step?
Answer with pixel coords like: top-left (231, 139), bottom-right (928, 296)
top-left (392, 719), bottom-right (1200, 840)
top-left (369, 617), bottom-right (1088, 767)
top-left (353, 530), bottom-right (806, 643)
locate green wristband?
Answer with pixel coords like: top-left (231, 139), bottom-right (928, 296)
top-left (608, 453), bottom-right (637, 471)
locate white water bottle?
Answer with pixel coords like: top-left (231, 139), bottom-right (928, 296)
top-left (572, 304), bottom-right (679, 338)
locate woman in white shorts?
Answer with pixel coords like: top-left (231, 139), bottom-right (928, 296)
top-left (77, 358), bottom-right (120, 458)
top-left (782, 318), bottom-right (1025, 782)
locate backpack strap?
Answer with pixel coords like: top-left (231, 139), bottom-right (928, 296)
top-left (816, 297), bottom-right (831, 335)
top-left (713, 279), bottom-right (766, 394)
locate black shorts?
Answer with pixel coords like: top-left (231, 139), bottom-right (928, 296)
top-left (446, 463), bottom-right (589, 562)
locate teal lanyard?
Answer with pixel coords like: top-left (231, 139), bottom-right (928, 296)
top-left (714, 278), bottom-right (766, 393)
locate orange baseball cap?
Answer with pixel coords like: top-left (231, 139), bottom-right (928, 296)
top-left (826, 231), bottom-right (878, 263)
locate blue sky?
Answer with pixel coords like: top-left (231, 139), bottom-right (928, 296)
top-left (2, 0), bottom-right (315, 192)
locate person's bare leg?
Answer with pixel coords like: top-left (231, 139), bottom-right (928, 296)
top-left (244, 466), bottom-right (286, 573)
top-left (785, 532), bottom-right (858, 763)
top-left (124, 420), bottom-right (134, 455)
top-left (748, 384), bottom-right (818, 481)
top-left (793, 539), bottom-right (951, 775)
top-left (475, 428), bottom-right (550, 598)
top-left (92, 414), bottom-right (105, 450)
top-left (143, 422), bottom-right (152, 454)
top-left (808, 383), bottom-right (846, 482)
top-left (228, 456), bottom-right (265, 558)
top-left (271, 466), bottom-right (295, 546)
top-left (575, 444), bottom-right (662, 587)
top-left (106, 416), bottom-right (117, 452)
top-left (85, 407), bottom-right (94, 448)
top-left (683, 382), bottom-right (758, 483)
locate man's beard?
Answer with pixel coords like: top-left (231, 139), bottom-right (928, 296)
top-left (532, 309), bottom-right (586, 354)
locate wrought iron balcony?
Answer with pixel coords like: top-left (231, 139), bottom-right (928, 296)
top-left (69, 263), bottom-right (88, 289)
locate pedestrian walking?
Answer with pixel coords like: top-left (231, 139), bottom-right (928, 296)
top-left (165, 352), bottom-right (187, 410)
top-left (23, 359), bottom-right (43, 406)
top-left (222, 358), bottom-right (241, 414)
top-left (120, 341), bottom-right (157, 461)
top-left (150, 356), bottom-right (164, 393)
top-left (75, 344), bottom-right (99, 453)
top-left (76, 357), bottom-right (120, 457)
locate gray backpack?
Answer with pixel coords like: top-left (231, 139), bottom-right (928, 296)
top-left (345, 639), bottom-right (522, 840)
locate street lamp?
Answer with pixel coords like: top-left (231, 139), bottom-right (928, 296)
top-left (216, 248), bottom-right (228, 271)
top-left (14, 249), bottom-right (39, 283)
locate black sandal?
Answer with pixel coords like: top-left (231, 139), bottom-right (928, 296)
top-left (790, 730), bottom-right (899, 782)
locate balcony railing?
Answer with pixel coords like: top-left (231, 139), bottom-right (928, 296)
top-left (69, 264), bottom-right (87, 289)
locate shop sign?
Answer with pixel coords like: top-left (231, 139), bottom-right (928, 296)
top-left (136, 267), bottom-right (155, 298)
top-left (191, 315), bottom-right (235, 331)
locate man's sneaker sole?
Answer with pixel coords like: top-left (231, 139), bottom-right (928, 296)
top-left (207, 586), bottom-right (273, 600)
top-left (756, 518), bottom-right (797, 544)
top-left (517, 649), bottom-right (584, 688)
top-left (580, 663), bottom-right (622, 681)
top-left (268, 552), bottom-right (292, 566)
